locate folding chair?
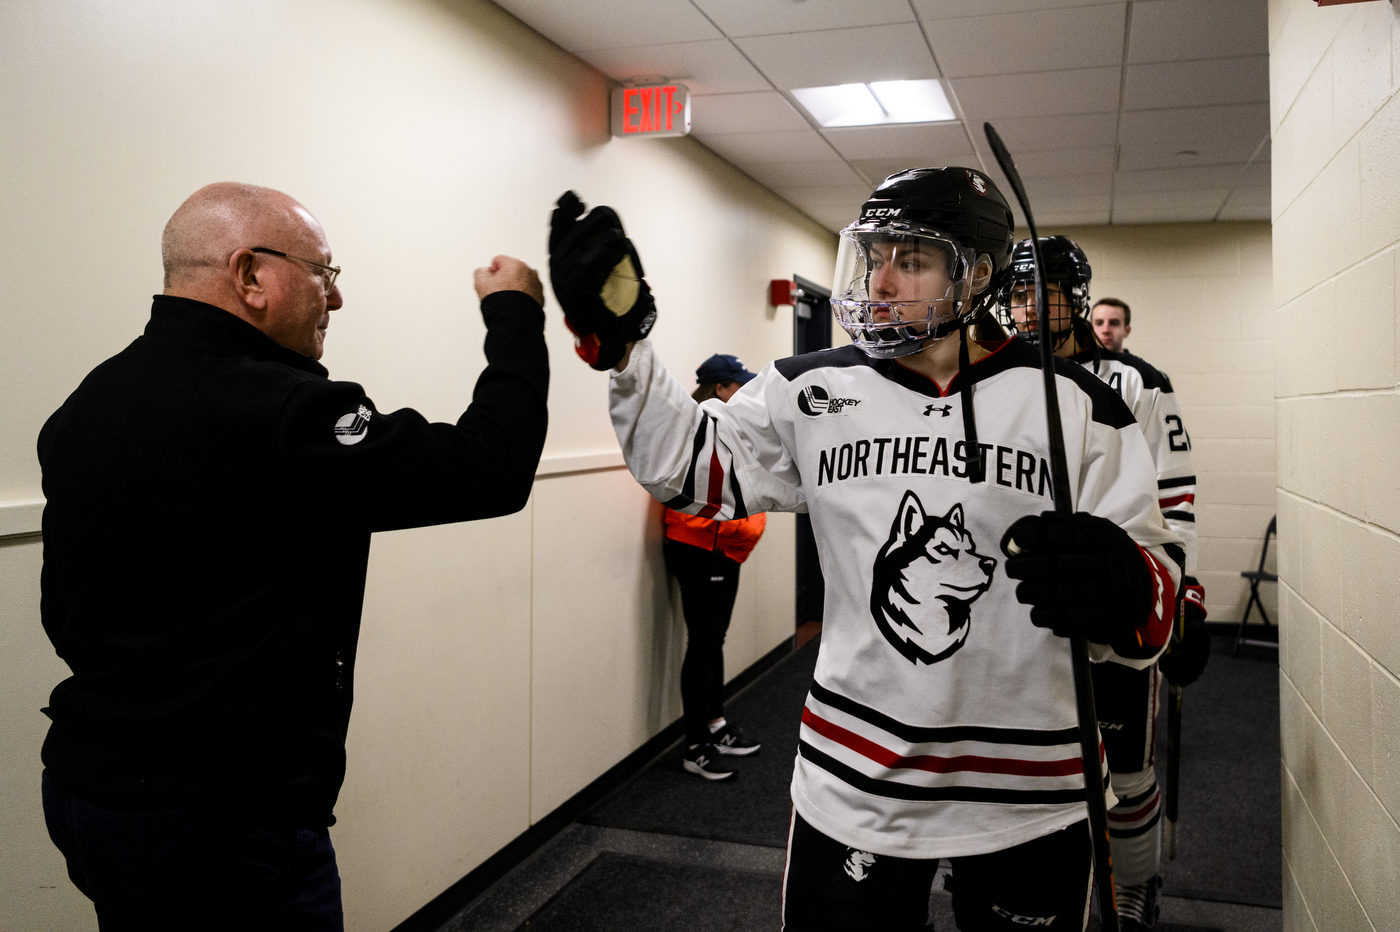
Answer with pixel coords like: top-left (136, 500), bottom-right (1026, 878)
top-left (1234, 515), bottom-right (1278, 656)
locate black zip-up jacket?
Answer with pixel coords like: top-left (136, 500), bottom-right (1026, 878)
top-left (38, 292), bottom-right (548, 825)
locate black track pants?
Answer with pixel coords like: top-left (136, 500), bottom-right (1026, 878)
top-left (664, 539), bottom-right (742, 746)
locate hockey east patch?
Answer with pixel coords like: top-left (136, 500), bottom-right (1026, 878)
top-left (870, 492), bottom-right (997, 665)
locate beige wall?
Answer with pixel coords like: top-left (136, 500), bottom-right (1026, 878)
top-left (1270, 1), bottom-right (1400, 929)
top-left (1057, 222), bottom-right (1276, 625)
top-left (0, 2), bottom-right (830, 930)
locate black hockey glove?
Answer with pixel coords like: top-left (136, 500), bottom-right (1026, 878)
top-left (548, 190), bottom-right (657, 370)
top-left (1000, 511), bottom-right (1155, 652)
top-left (1159, 577), bottom-right (1210, 686)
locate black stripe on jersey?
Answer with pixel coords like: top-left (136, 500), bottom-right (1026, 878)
top-left (1158, 475), bottom-right (1197, 489)
top-left (1163, 542), bottom-right (1186, 575)
top-left (661, 414), bottom-right (712, 511)
top-left (1096, 348), bottom-right (1174, 393)
top-left (799, 741), bottom-right (1090, 805)
top-left (728, 465), bottom-right (748, 519)
top-left (1163, 510), bottom-right (1195, 523)
top-left (810, 681), bottom-right (1079, 747)
top-left (774, 344), bottom-right (877, 380)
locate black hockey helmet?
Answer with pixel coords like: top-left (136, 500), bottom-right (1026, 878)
top-left (831, 167), bottom-right (1016, 358)
top-left (994, 235), bottom-right (1092, 347)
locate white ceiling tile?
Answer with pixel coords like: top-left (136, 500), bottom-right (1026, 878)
top-left (1007, 146), bottom-right (1117, 177)
top-left (734, 24), bottom-right (939, 90)
top-left (692, 0), bottom-right (915, 38)
top-left (690, 91), bottom-right (810, 134)
top-left (975, 112), bottom-right (1119, 152)
top-left (1115, 162), bottom-right (1269, 194)
top-left (584, 40), bottom-right (771, 95)
top-left (698, 128), bottom-right (836, 164)
top-left (742, 159), bottom-right (868, 189)
top-left (1111, 188), bottom-right (1231, 223)
top-left (926, 5), bottom-right (1126, 78)
top-left (1124, 56), bottom-right (1269, 110)
top-left (951, 68), bottom-right (1121, 119)
top-left (914, 0), bottom-right (1124, 19)
top-left (821, 122), bottom-right (972, 161)
top-left (1019, 174), bottom-right (1115, 198)
top-left (1128, 0), bottom-right (1268, 64)
top-left (493, 0), bottom-right (721, 53)
top-left (1216, 185), bottom-right (1272, 222)
top-left (1118, 104), bottom-right (1270, 170)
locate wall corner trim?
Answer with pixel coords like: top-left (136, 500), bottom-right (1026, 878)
top-left (0, 499), bottom-right (44, 540)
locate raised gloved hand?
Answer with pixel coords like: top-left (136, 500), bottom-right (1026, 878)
top-left (1000, 511), bottom-right (1155, 652)
top-left (548, 190), bottom-right (657, 370)
top-left (1159, 577), bottom-right (1210, 686)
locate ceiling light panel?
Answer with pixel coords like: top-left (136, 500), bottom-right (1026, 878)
top-left (791, 80), bottom-right (954, 127)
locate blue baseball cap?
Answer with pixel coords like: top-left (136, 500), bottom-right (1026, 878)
top-left (696, 354), bottom-right (757, 386)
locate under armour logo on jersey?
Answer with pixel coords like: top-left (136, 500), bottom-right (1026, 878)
top-left (843, 849), bottom-right (877, 882)
top-left (334, 404), bottom-right (371, 446)
top-left (797, 384), bottom-right (861, 417)
top-left (923, 404), bottom-right (952, 417)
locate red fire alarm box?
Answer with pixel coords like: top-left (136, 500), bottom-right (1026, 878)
top-left (611, 83), bottom-right (691, 138)
top-left (770, 279), bottom-right (798, 306)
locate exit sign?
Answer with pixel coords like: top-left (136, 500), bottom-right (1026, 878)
top-left (611, 83), bottom-right (691, 138)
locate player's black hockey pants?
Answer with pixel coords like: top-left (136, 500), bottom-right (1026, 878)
top-left (664, 539), bottom-right (742, 746)
top-left (782, 810), bottom-right (1093, 931)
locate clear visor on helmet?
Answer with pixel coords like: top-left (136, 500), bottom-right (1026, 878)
top-left (831, 224), bottom-right (978, 358)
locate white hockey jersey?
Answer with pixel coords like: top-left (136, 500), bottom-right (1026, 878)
top-left (611, 338), bottom-right (1182, 859)
top-left (1072, 348), bottom-right (1196, 578)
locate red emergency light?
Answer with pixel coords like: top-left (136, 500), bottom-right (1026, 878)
top-left (611, 83), bottom-right (691, 138)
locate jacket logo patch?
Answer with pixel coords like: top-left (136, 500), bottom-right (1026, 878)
top-left (870, 493), bottom-right (996, 665)
top-left (843, 849), bottom-right (877, 882)
top-left (797, 384), bottom-right (860, 417)
top-left (334, 404), bottom-right (371, 446)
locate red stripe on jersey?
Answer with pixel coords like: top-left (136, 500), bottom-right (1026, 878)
top-left (1135, 546), bottom-right (1176, 651)
top-left (694, 445), bottom-right (725, 519)
top-left (800, 708), bottom-right (1088, 777)
top-left (1158, 492), bottom-right (1195, 508)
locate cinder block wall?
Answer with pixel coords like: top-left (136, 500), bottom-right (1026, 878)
top-left (1057, 222), bottom-right (1275, 626)
top-left (1270, 1), bottom-right (1400, 928)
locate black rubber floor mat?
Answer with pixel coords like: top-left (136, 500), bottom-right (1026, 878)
top-left (1157, 636), bottom-right (1281, 908)
top-left (582, 635), bottom-right (820, 847)
top-left (512, 852), bottom-right (781, 932)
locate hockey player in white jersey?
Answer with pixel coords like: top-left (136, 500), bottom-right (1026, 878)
top-left (547, 172), bottom-right (1183, 931)
top-left (997, 236), bottom-right (1210, 931)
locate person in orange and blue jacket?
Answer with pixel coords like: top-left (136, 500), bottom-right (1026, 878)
top-left (665, 354), bottom-right (767, 781)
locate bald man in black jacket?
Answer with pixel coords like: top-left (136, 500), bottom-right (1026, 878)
top-left (38, 182), bottom-right (549, 931)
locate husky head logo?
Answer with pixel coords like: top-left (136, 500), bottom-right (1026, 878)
top-left (870, 492), bottom-right (997, 664)
top-left (843, 849), bottom-right (877, 882)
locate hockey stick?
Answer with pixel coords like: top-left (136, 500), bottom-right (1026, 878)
top-left (1165, 597), bottom-right (1186, 858)
top-left (983, 122), bottom-right (1120, 932)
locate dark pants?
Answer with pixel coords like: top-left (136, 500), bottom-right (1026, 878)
top-left (42, 770), bottom-right (344, 932)
top-left (665, 538), bottom-right (742, 745)
top-left (783, 811), bottom-right (1092, 931)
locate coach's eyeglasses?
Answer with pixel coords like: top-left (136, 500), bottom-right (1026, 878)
top-left (251, 247), bottom-right (341, 294)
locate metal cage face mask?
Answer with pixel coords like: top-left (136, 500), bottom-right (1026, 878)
top-left (830, 224), bottom-right (979, 358)
top-left (995, 278), bottom-right (1090, 347)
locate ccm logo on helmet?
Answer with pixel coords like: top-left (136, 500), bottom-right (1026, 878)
top-left (862, 207), bottom-right (903, 220)
top-left (797, 384), bottom-right (861, 417)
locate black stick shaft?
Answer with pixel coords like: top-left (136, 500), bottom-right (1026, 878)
top-left (1166, 683), bottom-right (1182, 859)
top-left (984, 122), bottom-right (1120, 932)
